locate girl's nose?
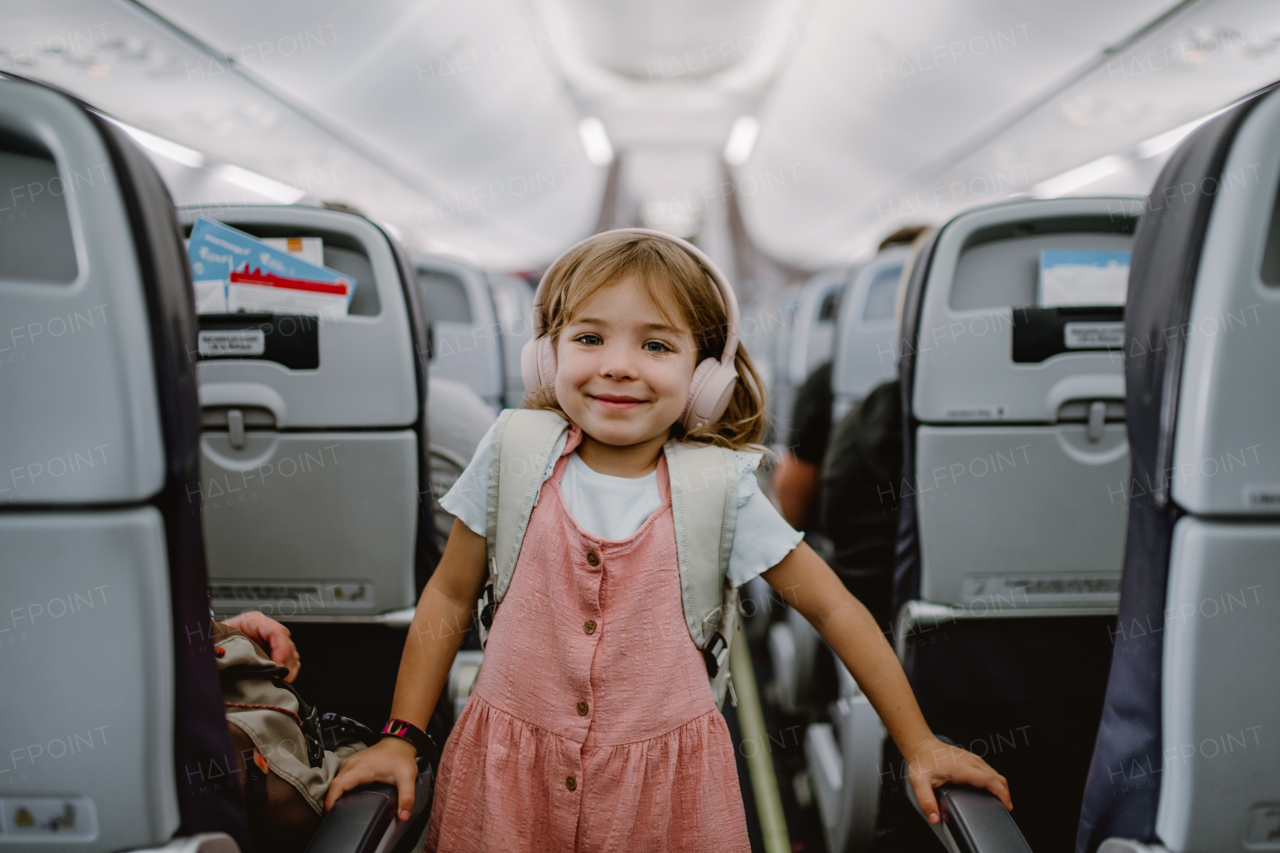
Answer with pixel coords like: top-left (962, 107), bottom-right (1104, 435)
top-left (599, 343), bottom-right (638, 380)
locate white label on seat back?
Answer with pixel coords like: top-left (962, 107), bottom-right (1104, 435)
top-left (198, 328), bottom-right (266, 357)
top-left (961, 575), bottom-right (1120, 610)
top-left (1063, 322), bottom-right (1124, 349)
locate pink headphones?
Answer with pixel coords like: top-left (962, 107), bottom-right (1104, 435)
top-left (520, 227), bottom-right (741, 431)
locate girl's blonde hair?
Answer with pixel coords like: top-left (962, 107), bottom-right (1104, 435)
top-left (525, 230), bottom-right (768, 450)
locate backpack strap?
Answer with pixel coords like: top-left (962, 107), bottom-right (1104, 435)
top-left (664, 440), bottom-right (739, 650)
top-left (478, 409), bottom-right (569, 647)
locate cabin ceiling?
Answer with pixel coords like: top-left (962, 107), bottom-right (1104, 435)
top-left (3, 0), bottom-right (1280, 276)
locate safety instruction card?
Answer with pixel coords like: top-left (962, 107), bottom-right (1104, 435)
top-left (188, 217), bottom-right (354, 317)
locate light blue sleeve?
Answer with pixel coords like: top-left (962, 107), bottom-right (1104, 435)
top-left (727, 451), bottom-right (804, 588)
top-left (438, 418), bottom-right (566, 538)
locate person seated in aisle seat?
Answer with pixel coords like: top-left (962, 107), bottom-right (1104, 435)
top-left (817, 228), bottom-right (933, 632)
top-left (770, 226), bottom-right (927, 530)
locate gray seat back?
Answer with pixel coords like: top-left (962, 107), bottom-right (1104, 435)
top-left (830, 246), bottom-right (908, 424)
top-left (1161, 93), bottom-right (1280, 846)
top-left (486, 273), bottom-right (535, 408)
top-left (907, 198), bottom-right (1140, 613)
top-left (767, 270), bottom-right (845, 446)
top-left (181, 206), bottom-right (427, 618)
top-left (760, 284), bottom-right (802, 446)
top-left (1080, 85), bottom-right (1280, 853)
top-left (416, 255), bottom-right (504, 411)
top-left (0, 81), bottom-right (244, 850)
top-left (788, 267), bottom-right (848, 387)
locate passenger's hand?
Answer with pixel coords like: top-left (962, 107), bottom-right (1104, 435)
top-left (223, 610), bottom-right (301, 682)
top-left (903, 735), bottom-right (1012, 825)
top-left (325, 737), bottom-right (419, 820)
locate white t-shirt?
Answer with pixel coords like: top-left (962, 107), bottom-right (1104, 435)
top-left (560, 453), bottom-right (662, 541)
top-left (439, 421), bottom-right (804, 588)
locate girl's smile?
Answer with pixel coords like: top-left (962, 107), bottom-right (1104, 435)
top-left (589, 393), bottom-right (647, 410)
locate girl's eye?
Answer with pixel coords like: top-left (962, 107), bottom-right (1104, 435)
top-left (643, 340), bottom-right (672, 353)
top-left (575, 333), bottom-right (602, 346)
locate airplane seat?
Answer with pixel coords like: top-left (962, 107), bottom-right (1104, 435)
top-left (1079, 84), bottom-right (1280, 853)
top-left (768, 270), bottom-right (846, 448)
top-left (766, 247), bottom-right (910, 719)
top-left (762, 284), bottom-right (803, 448)
top-left (415, 255), bottom-right (504, 412)
top-left (178, 206), bottom-right (442, 852)
top-left (0, 78), bottom-right (249, 850)
top-left (766, 606), bottom-right (827, 714)
top-left (425, 376), bottom-right (497, 546)
top-left (830, 245), bottom-right (910, 425)
top-left (486, 273), bottom-right (536, 408)
top-left (179, 205), bottom-right (438, 630)
top-left (802, 197), bottom-right (1142, 852)
top-left (761, 269), bottom-right (848, 677)
top-left (790, 267), bottom-right (848, 387)
top-left (804, 660), bottom-right (885, 853)
top-left (891, 197), bottom-right (1144, 851)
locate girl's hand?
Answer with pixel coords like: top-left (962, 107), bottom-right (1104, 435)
top-left (903, 735), bottom-right (1012, 825)
top-left (325, 737), bottom-right (420, 820)
top-left (223, 610), bottom-right (301, 682)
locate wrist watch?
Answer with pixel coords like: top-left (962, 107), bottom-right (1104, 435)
top-left (380, 718), bottom-right (433, 758)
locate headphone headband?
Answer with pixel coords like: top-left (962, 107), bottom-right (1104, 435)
top-left (530, 227), bottom-right (740, 365)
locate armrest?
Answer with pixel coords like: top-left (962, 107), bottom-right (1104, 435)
top-left (305, 766), bottom-right (434, 853)
top-left (914, 784), bottom-right (1033, 853)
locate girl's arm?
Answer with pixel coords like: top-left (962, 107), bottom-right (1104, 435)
top-left (324, 518), bottom-right (489, 820)
top-left (760, 541), bottom-right (1012, 824)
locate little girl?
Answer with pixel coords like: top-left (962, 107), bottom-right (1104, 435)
top-left (327, 229), bottom-right (1011, 850)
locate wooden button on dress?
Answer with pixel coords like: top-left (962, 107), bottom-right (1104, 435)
top-left (566, 775), bottom-right (577, 791)
top-left (586, 550), bottom-right (600, 566)
top-left (584, 619), bottom-right (596, 635)
top-left (577, 700), bottom-right (589, 716)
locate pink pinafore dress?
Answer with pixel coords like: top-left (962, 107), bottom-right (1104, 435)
top-left (425, 426), bottom-right (751, 852)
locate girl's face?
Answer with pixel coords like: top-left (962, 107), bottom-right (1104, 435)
top-left (554, 276), bottom-right (699, 449)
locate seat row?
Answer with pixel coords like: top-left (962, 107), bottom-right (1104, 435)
top-left (0, 78), bottom-right (503, 853)
top-left (768, 84), bottom-right (1280, 853)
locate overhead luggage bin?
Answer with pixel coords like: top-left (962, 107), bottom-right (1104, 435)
top-left (415, 254), bottom-right (504, 411)
top-left (831, 245), bottom-right (909, 424)
top-left (0, 78), bottom-right (247, 851)
top-left (1079, 83), bottom-right (1280, 853)
top-left (179, 205), bottom-right (438, 620)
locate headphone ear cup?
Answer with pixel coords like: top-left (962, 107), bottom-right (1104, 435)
top-left (682, 359), bottom-right (738, 431)
top-left (520, 336), bottom-right (558, 402)
top-left (536, 336), bottom-right (557, 402)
